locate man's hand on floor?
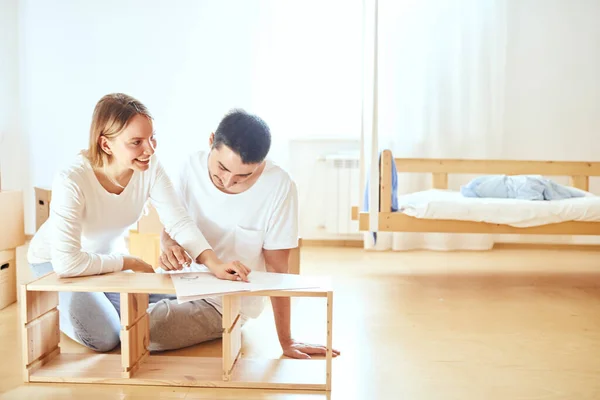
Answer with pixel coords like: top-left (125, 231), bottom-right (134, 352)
top-left (281, 339), bottom-right (341, 359)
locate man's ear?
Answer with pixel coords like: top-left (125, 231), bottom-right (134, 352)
top-left (209, 132), bottom-right (215, 147)
top-left (99, 136), bottom-right (112, 155)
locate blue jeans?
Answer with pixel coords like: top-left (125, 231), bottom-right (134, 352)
top-left (29, 262), bottom-right (224, 352)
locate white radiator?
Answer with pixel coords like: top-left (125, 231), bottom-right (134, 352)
top-left (323, 152), bottom-right (361, 234)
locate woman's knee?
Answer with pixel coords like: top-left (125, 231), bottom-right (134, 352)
top-left (63, 292), bottom-right (121, 352)
top-left (78, 329), bottom-right (120, 352)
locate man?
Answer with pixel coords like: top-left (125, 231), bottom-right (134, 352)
top-left (156, 109), bottom-right (340, 359)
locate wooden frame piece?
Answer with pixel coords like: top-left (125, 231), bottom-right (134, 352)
top-left (20, 276), bottom-right (60, 382)
top-left (120, 293), bottom-right (150, 378)
top-left (287, 237), bottom-right (302, 275)
top-left (222, 295), bottom-right (242, 380)
top-left (353, 149), bottom-right (600, 235)
top-left (21, 272), bottom-right (333, 391)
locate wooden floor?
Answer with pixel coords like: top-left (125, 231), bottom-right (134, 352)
top-left (1, 246), bottom-right (600, 399)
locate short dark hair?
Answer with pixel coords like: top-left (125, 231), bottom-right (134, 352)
top-left (212, 109), bottom-right (271, 164)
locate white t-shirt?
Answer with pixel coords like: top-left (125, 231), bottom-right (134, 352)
top-left (28, 153), bottom-right (212, 277)
top-left (173, 150), bottom-right (299, 318)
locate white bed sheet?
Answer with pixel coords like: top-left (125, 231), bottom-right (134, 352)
top-left (397, 189), bottom-right (600, 227)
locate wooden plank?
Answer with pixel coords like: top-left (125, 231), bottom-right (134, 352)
top-left (128, 230), bottom-right (161, 268)
top-left (222, 295), bottom-right (240, 331)
top-left (21, 287), bottom-right (59, 382)
top-left (23, 347), bottom-right (60, 382)
top-left (351, 206), bottom-right (359, 221)
top-left (20, 285), bottom-right (28, 382)
top-left (358, 212), bottom-right (600, 235)
top-left (222, 316), bottom-right (242, 380)
top-left (287, 245), bottom-right (300, 275)
top-left (136, 205), bottom-right (163, 234)
top-left (24, 346), bottom-right (61, 381)
top-left (26, 272), bottom-right (330, 297)
top-left (570, 175), bottom-right (589, 191)
top-left (29, 353), bottom-right (327, 390)
top-left (301, 239), bottom-right (363, 248)
top-left (120, 293), bottom-right (150, 375)
top-left (245, 289), bottom-right (329, 297)
top-left (432, 172), bottom-right (448, 189)
top-left (123, 350), bottom-right (149, 379)
top-left (380, 149), bottom-right (393, 212)
top-left (27, 272), bottom-right (177, 294)
top-left (120, 293), bottom-right (149, 329)
top-left (326, 291), bottom-right (333, 391)
top-left (393, 157), bottom-right (600, 176)
top-left (23, 290), bottom-right (58, 322)
top-left (24, 308), bottom-right (60, 366)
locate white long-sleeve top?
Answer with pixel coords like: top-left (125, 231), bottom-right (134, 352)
top-left (28, 153), bottom-right (211, 277)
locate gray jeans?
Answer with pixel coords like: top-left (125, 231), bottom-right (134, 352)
top-left (29, 262), bottom-right (224, 352)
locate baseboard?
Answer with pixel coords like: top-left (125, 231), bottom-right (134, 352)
top-left (492, 242), bottom-right (600, 251)
top-left (301, 239), bottom-right (363, 248)
top-left (301, 240), bottom-right (600, 251)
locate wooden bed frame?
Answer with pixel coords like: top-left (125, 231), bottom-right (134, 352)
top-left (352, 149), bottom-right (600, 235)
top-left (21, 271), bottom-right (333, 391)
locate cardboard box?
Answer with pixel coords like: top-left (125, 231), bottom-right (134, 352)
top-left (137, 204), bottom-right (163, 234)
top-left (34, 187), bottom-right (52, 231)
top-left (0, 190), bottom-right (25, 251)
top-left (0, 249), bottom-right (17, 310)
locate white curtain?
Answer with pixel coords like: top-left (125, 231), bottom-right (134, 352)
top-left (362, 0), bottom-right (600, 251)
top-left (363, 0), bottom-right (507, 251)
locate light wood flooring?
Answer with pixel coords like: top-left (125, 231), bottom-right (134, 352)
top-left (1, 246), bottom-right (599, 399)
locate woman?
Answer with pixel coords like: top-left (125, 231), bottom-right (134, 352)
top-left (27, 93), bottom-right (250, 352)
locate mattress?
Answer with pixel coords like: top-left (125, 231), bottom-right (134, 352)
top-left (397, 189), bottom-right (600, 227)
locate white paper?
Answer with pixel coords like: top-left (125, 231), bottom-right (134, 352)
top-left (170, 270), bottom-right (328, 303)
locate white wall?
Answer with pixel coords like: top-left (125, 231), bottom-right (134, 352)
top-left (0, 0), bottom-right (25, 193)
top-left (504, 0), bottom-right (600, 164)
top-left (19, 0), bottom-right (263, 189)
top-left (289, 138), bottom-right (361, 241)
top-left (17, 0), bottom-right (362, 235)
top-left (11, 0), bottom-right (600, 240)
top-left (498, 0), bottom-right (600, 245)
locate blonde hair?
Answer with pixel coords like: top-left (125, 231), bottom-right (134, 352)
top-left (85, 93), bottom-right (152, 168)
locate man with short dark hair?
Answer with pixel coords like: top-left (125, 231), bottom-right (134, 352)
top-left (154, 109), bottom-right (340, 359)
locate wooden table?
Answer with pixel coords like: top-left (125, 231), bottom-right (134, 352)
top-left (21, 272), bottom-right (333, 391)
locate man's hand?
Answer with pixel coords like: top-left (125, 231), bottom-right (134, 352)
top-left (159, 244), bottom-right (192, 271)
top-left (262, 249), bottom-right (340, 360)
top-left (196, 249), bottom-right (252, 282)
top-left (281, 339), bottom-right (341, 359)
top-left (210, 260), bottom-right (251, 282)
top-left (123, 256), bottom-right (155, 273)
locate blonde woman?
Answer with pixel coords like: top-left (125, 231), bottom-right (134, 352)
top-left (27, 93), bottom-right (250, 352)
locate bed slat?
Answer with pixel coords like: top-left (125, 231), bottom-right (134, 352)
top-left (358, 212), bottom-right (600, 235)
top-left (432, 173), bottom-right (448, 189)
top-left (570, 175), bottom-right (589, 191)
top-left (394, 158), bottom-right (600, 177)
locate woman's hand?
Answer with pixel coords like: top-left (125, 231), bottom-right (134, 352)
top-left (123, 256), bottom-right (155, 273)
top-left (158, 244), bottom-right (192, 271)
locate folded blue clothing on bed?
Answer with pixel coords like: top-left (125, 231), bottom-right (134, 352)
top-left (460, 175), bottom-right (586, 200)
